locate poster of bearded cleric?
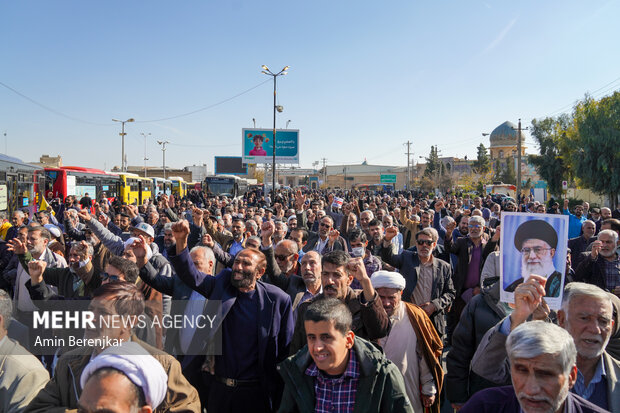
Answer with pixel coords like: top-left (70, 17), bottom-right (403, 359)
top-left (500, 212), bottom-right (569, 309)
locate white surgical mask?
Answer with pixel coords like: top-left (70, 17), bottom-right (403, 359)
top-left (351, 247), bottom-right (365, 258)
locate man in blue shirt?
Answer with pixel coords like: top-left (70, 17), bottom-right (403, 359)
top-left (563, 198), bottom-right (587, 239)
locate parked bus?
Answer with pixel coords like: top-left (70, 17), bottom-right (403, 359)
top-left (0, 154), bottom-right (43, 214)
top-left (152, 177), bottom-right (172, 197)
top-left (204, 175), bottom-right (248, 198)
top-left (119, 173), bottom-right (153, 205)
top-left (168, 176), bottom-right (188, 198)
top-left (44, 166), bottom-right (120, 204)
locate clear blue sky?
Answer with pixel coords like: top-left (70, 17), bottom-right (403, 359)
top-left (2, 0), bottom-right (619, 172)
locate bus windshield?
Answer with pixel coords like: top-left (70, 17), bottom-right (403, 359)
top-left (206, 178), bottom-right (235, 196)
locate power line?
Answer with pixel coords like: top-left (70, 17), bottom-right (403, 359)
top-left (135, 79), bottom-right (272, 123)
top-left (0, 81), bottom-right (111, 126)
top-left (0, 78), bottom-right (272, 125)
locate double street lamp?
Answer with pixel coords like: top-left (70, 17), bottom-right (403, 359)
top-left (261, 65), bottom-right (289, 199)
top-left (113, 118), bottom-right (135, 171)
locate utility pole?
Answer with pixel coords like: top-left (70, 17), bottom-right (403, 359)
top-left (141, 132), bottom-right (151, 178)
top-left (157, 140), bottom-right (170, 180)
top-left (321, 158), bottom-right (327, 188)
top-left (512, 119), bottom-right (529, 202)
top-left (343, 167), bottom-right (347, 190)
top-left (404, 140), bottom-right (412, 190)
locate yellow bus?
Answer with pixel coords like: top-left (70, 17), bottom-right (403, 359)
top-left (168, 176), bottom-right (187, 198)
top-left (119, 173), bottom-right (154, 204)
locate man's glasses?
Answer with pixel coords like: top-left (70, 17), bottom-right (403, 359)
top-left (521, 247), bottom-right (552, 255)
top-left (468, 224), bottom-right (482, 229)
top-left (274, 254), bottom-right (293, 261)
top-left (101, 273), bottom-right (121, 282)
top-left (416, 239), bottom-right (433, 246)
top-left (319, 222), bottom-right (331, 227)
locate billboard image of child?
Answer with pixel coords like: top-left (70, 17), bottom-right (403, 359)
top-left (249, 134), bottom-right (267, 156)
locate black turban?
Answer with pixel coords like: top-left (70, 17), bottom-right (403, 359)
top-left (514, 219), bottom-right (558, 250)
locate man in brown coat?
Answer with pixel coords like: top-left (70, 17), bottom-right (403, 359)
top-left (25, 282), bottom-right (200, 413)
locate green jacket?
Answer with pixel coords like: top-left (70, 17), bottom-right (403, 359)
top-left (276, 336), bottom-right (414, 413)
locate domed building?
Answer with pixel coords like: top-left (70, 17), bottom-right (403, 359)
top-left (488, 121), bottom-right (526, 164)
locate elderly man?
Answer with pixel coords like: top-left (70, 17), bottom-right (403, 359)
top-left (569, 220), bottom-right (597, 269)
top-left (277, 299), bottom-right (413, 413)
top-left (5, 210), bottom-right (26, 242)
top-left (169, 219), bottom-right (293, 412)
top-left (372, 271), bottom-right (444, 412)
top-left (0, 291), bottom-right (50, 413)
top-left (26, 282), bottom-right (201, 413)
top-left (290, 250), bottom-right (389, 354)
top-left (25, 241), bottom-right (99, 300)
top-left (471, 280), bottom-right (620, 411)
top-left (575, 229), bottom-right (620, 296)
top-left (381, 227), bottom-right (455, 338)
top-left (7, 226), bottom-right (68, 318)
top-left (79, 342), bottom-right (168, 413)
top-left (504, 219), bottom-right (563, 297)
top-left (461, 321), bottom-right (606, 413)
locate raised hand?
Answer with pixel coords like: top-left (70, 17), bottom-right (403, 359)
top-left (77, 209), bottom-right (92, 222)
top-left (384, 226), bottom-right (399, 242)
top-left (98, 213), bottom-right (110, 227)
top-left (28, 260), bottom-right (47, 285)
top-left (511, 274), bottom-right (547, 330)
top-left (201, 233), bottom-right (215, 248)
top-left (171, 220), bottom-right (191, 245)
top-left (7, 238), bottom-right (27, 255)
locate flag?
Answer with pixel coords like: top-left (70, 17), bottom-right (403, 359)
top-left (40, 196), bottom-right (55, 216)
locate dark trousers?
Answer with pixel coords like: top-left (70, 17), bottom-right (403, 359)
top-left (446, 296), bottom-right (466, 345)
top-left (207, 381), bottom-right (272, 413)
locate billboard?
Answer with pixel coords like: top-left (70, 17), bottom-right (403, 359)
top-left (214, 156), bottom-right (248, 175)
top-left (242, 128), bottom-right (299, 164)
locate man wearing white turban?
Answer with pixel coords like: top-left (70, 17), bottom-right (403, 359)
top-left (372, 270), bottom-right (445, 413)
top-left (79, 342), bottom-right (168, 412)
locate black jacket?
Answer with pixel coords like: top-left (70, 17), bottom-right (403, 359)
top-left (445, 278), bottom-right (510, 404)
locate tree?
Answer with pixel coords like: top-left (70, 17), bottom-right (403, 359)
top-left (500, 158), bottom-right (516, 185)
top-left (570, 92), bottom-right (620, 207)
top-left (424, 146), bottom-right (441, 179)
top-left (493, 159), bottom-right (502, 182)
top-left (472, 143), bottom-right (491, 174)
top-left (528, 114), bottom-right (573, 196)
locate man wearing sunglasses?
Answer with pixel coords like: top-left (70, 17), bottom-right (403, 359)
top-left (381, 227), bottom-right (455, 339)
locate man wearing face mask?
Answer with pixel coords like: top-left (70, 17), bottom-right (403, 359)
top-left (348, 228), bottom-right (382, 288)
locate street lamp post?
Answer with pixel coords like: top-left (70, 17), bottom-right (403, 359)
top-left (141, 132), bottom-right (151, 178)
top-left (112, 118), bottom-right (135, 171)
top-left (261, 65), bottom-right (289, 199)
top-left (157, 140), bottom-right (170, 179)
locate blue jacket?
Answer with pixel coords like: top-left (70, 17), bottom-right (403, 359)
top-left (170, 247), bottom-right (294, 408)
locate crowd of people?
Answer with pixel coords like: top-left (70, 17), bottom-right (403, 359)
top-left (0, 186), bottom-right (618, 413)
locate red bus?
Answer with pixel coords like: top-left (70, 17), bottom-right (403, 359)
top-left (44, 166), bottom-right (120, 203)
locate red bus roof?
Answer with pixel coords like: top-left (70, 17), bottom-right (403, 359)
top-left (61, 166), bottom-right (119, 176)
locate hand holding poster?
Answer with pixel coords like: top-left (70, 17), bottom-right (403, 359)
top-left (500, 212), bottom-right (569, 310)
top-left (331, 197), bottom-right (344, 209)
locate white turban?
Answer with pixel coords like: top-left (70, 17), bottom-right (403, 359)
top-left (80, 342), bottom-right (168, 409)
top-left (371, 270), bottom-right (406, 290)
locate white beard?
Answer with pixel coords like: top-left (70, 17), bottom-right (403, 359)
top-left (521, 259), bottom-right (557, 280)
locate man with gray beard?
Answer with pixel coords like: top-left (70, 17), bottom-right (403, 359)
top-left (461, 321), bottom-right (607, 413)
top-left (169, 219), bottom-right (293, 412)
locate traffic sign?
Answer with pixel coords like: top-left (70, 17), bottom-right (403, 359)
top-left (380, 174), bottom-right (397, 183)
